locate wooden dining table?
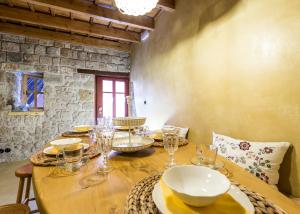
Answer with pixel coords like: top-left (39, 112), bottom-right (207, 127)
top-left (32, 137), bottom-right (299, 214)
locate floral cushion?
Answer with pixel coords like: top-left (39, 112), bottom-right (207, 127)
top-left (213, 132), bottom-right (290, 185)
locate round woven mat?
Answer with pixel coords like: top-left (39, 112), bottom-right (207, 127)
top-left (125, 174), bottom-right (286, 214)
top-left (30, 144), bottom-right (100, 166)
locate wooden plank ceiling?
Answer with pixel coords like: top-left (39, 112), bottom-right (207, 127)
top-left (0, 0), bottom-right (175, 51)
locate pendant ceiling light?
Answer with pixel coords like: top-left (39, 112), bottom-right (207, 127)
top-left (114, 0), bottom-right (159, 16)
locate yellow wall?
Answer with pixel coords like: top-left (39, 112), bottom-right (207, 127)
top-left (131, 0), bottom-right (300, 196)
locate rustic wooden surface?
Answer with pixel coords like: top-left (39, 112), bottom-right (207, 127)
top-left (32, 138), bottom-right (300, 213)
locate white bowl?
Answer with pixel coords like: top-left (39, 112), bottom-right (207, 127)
top-left (162, 165), bottom-right (231, 207)
top-left (50, 138), bottom-right (82, 150)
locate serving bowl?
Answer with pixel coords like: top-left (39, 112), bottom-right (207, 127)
top-left (162, 165), bottom-right (231, 207)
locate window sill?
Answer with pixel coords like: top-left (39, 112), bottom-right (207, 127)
top-left (8, 111), bottom-right (44, 116)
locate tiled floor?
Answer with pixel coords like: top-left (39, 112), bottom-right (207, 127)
top-left (0, 160), bottom-right (36, 211)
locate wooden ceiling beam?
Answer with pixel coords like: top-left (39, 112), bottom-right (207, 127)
top-left (0, 5), bottom-right (140, 43)
top-left (157, 0), bottom-right (175, 12)
top-left (0, 22), bottom-right (130, 51)
top-left (19, 0), bottom-right (154, 31)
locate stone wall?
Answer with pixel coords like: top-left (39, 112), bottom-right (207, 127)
top-left (0, 32), bottom-right (130, 162)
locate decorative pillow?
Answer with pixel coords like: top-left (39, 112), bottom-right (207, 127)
top-left (212, 132), bottom-right (290, 185)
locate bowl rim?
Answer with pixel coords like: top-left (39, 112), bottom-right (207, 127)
top-left (162, 165), bottom-right (231, 198)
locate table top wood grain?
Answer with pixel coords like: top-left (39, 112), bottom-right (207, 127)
top-left (32, 139), bottom-right (299, 214)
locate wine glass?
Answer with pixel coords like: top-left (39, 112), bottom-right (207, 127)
top-left (96, 126), bottom-right (115, 174)
top-left (162, 127), bottom-right (179, 169)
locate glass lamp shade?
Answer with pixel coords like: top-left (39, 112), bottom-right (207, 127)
top-left (114, 0), bottom-right (159, 16)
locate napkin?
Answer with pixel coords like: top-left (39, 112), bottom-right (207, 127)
top-left (160, 180), bottom-right (250, 214)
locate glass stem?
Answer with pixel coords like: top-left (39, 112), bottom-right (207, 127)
top-left (103, 153), bottom-right (108, 168)
top-left (169, 153), bottom-right (174, 165)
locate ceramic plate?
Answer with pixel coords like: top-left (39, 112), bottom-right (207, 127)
top-left (152, 183), bottom-right (255, 214)
top-left (43, 143), bottom-right (90, 156)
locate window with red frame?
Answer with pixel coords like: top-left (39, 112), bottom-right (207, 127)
top-left (96, 76), bottom-right (129, 119)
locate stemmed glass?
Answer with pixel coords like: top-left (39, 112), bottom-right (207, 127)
top-left (96, 124), bottom-right (115, 174)
top-left (163, 127), bottom-right (179, 169)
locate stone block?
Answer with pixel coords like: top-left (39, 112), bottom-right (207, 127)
top-left (118, 65), bottom-right (130, 73)
top-left (39, 39), bottom-right (54, 46)
top-left (85, 61), bottom-right (99, 70)
top-left (60, 48), bottom-right (72, 58)
top-left (100, 54), bottom-right (112, 63)
top-left (81, 102), bottom-right (93, 110)
top-left (40, 56), bottom-right (52, 65)
top-left (60, 66), bottom-right (75, 74)
top-left (60, 58), bottom-right (76, 67)
top-left (70, 44), bottom-right (84, 50)
top-left (106, 64), bottom-right (118, 72)
top-left (78, 51), bottom-right (87, 60)
top-left (119, 52), bottom-right (130, 58)
top-left (25, 37), bottom-right (39, 44)
top-left (75, 60), bottom-right (85, 69)
top-left (2, 42), bottom-right (20, 52)
top-left (79, 89), bottom-right (93, 101)
top-left (45, 73), bottom-right (62, 83)
top-left (54, 41), bottom-right (64, 48)
top-left (23, 54), bottom-right (39, 64)
top-left (2, 34), bottom-right (24, 43)
top-left (7, 52), bottom-right (22, 63)
top-left (20, 44), bottom-right (35, 54)
top-left (64, 43), bottom-right (71, 48)
top-left (35, 45), bottom-right (46, 55)
top-left (0, 52), bottom-right (6, 62)
top-left (112, 56), bottom-right (122, 64)
top-left (52, 58), bottom-right (60, 66)
top-left (88, 53), bottom-right (100, 61)
top-left (72, 51), bottom-right (78, 59)
top-left (46, 47), bottom-right (60, 57)
top-left (34, 65), bottom-right (48, 73)
top-left (18, 64), bottom-right (35, 72)
top-left (84, 46), bottom-right (98, 53)
top-left (48, 66), bottom-right (59, 73)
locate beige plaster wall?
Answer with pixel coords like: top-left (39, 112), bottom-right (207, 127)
top-left (131, 0), bottom-right (300, 196)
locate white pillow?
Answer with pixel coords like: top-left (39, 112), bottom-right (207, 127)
top-left (212, 132), bottom-right (290, 185)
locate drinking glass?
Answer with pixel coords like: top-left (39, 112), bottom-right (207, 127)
top-left (63, 144), bottom-right (84, 173)
top-left (97, 127), bottom-right (115, 174)
top-left (163, 127), bottom-right (179, 169)
top-left (191, 144), bottom-right (218, 168)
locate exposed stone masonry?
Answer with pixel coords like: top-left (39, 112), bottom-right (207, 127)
top-left (0, 33), bottom-right (130, 162)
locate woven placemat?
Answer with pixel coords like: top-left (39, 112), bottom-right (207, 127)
top-left (152, 139), bottom-right (188, 147)
top-left (30, 144), bottom-right (100, 166)
top-left (125, 174), bottom-right (286, 214)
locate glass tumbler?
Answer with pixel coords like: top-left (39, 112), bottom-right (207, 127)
top-left (192, 144), bottom-right (218, 168)
top-left (63, 144), bottom-right (83, 173)
top-left (163, 127), bottom-right (179, 169)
